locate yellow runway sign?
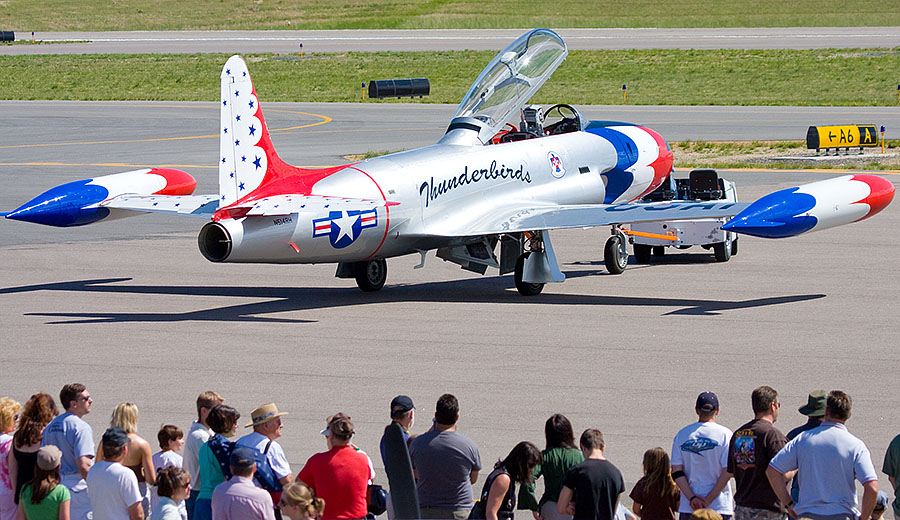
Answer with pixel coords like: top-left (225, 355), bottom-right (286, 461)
top-left (806, 125), bottom-right (878, 149)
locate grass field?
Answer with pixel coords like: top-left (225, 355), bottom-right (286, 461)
top-left (2, 0), bottom-right (900, 30)
top-left (2, 49), bottom-right (900, 106)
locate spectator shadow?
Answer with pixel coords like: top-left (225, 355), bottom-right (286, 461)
top-left (1, 274), bottom-right (826, 324)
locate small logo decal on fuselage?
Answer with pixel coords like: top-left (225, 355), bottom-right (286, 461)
top-left (548, 151), bottom-right (565, 178)
top-left (312, 209), bottom-right (377, 249)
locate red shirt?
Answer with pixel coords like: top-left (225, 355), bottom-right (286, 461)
top-left (297, 446), bottom-right (370, 520)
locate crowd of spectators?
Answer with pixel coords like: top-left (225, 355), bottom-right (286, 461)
top-left (0, 387), bottom-right (896, 520)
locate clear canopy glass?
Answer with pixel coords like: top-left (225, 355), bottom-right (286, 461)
top-left (454, 29), bottom-right (568, 136)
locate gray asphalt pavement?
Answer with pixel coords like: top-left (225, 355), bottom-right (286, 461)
top-left (2, 101), bottom-right (899, 513)
top-left (3, 27), bottom-right (900, 54)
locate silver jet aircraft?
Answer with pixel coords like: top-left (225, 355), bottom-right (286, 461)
top-left (5, 29), bottom-right (894, 294)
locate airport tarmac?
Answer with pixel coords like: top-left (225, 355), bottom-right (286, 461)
top-left (2, 101), bottom-right (899, 511)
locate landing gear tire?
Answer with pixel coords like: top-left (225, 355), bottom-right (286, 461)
top-left (604, 235), bottom-right (628, 274)
top-left (514, 253), bottom-right (544, 296)
top-left (731, 236), bottom-right (738, 256)
top-left (652, 246), bottom-right (666, 257)
top-left (353, 259), bottom-right (387, 292)
top-left (634, 244), bottom-right (651, 264)
top-left (713, 239), bottom-right (732, 263)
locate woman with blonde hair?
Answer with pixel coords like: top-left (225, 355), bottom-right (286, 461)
top-left (279, 481), bottom-right (325, 520)
top-left (1, 397), bottom-right (23, 520)
top-left (629, 447), bottom-right (680, 520)
top-left (9, 394), bottom-right (58, 509)
top-left (98, 403), bottom-right (156, 517)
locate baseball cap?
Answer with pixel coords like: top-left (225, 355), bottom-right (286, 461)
top-left (102, 426), bottom-right (130, 447)
top-left (696, 392), bottom-right (719, 413)
top-left (36, 445), bottom-right (62, 471)
top-left (390, 395), bottom-right (414, 418)
top-left (230, 446), bottom-right (257, 470)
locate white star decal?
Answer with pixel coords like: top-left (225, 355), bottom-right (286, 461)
top-left (332, 211), bottom-right (359, 243)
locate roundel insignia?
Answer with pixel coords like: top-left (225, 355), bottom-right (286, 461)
top-left (548, 151), bottom-right (565, 178)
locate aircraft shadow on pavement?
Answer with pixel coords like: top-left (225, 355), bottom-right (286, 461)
top-left (1, 274), bottom-right (826, 324)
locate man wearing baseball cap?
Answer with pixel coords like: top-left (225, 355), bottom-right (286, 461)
top-left (380, 395), bottom-right (415, 465)
top-left (671, 392), bottom-right (734, 520)
top-left (87, 426), bottom-right (144, 520)
top-left (211, 446), bottom-right (275, 520)
top-left (297, 413), bottom-right (373, 520)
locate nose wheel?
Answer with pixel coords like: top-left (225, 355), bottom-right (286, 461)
top-left (604, 228), bottom-right (628, 274)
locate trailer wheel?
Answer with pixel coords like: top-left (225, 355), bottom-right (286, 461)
top-left (652, 246), bottom-right (666, 257)
top-left (634, 244), bottom-right (651, 264)
top-left (713, 240), bottom-right (732, 262)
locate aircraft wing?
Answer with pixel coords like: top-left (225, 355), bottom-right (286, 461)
top-left (423, 200), bottom-right (750, 237)
top-left (102, 194), bottom-right (221, 218)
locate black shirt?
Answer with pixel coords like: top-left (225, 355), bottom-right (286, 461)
top-left (563, 458), bottom-right (625, 520)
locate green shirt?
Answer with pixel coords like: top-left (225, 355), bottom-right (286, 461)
top-left (518, 446), bottom-right (584, 510)
top-left (20, 483), bottom-right (70, 520)
top-left (198, 440), bottom-right (226, 499)
top-left (882, 433), bottom-right (900, 516)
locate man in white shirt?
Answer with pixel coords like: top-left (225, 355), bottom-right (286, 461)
top-left (237, 403), bottom-right (294, 518)
top-left (767, 390), bottom-right (878, 520)
top-left (671, 391), bottom-right (734, 520)
top-left (87, 426), bottom-right (144, 520)
top-left (184, 391), bottom-right (223, 520)
top-left (42, 383), bottom-right (95, 520)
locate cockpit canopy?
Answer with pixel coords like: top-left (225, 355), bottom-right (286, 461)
top-left (453, 29), bottom-right (568, 138)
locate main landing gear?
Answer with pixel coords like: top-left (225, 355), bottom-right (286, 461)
top-left (352, 259), bottom-right (387, 292)
top-left (513, 232), bottom-right (546, 296)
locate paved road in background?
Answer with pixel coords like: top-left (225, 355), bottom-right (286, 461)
top-left (3, 27), bottom-right (900, 54)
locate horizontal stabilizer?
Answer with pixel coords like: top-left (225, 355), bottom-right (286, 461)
top-left (421, 200), bottom-right (748, 237)
top-left (103, 194), bottom-right (220, 218)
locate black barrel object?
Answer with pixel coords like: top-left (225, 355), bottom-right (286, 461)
top-left (0, 31), bottom-right (15, 42)
top-left (382, 422), bottom-right (420, 519)
top-left (368, 78), bottom-right (430, 99)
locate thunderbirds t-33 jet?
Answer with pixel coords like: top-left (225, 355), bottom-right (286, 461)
top-left (4, 29), bottom-right (894, 295)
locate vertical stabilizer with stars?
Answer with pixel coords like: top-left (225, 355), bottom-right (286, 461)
top-left (218, 55), bottom-right (282, 207)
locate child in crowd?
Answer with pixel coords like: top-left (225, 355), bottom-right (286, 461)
top-left (629, 447), bottom-right (680, 520)
top-left (150, 425), bottom-right (185, 517)
top-left (279, 481), bottom-right (325, 520)
top-left (16, 445), bottom-right (70, 520)
top-left (152, 467), bottom-right (191, 520)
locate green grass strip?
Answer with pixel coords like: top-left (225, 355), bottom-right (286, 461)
top-left (4, 0), bottom-right (900, 30)
top-left (3, 49), bottom-right (900, 105)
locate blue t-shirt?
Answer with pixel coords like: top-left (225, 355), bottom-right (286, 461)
top-left (770, 422), bottom-right (877, 517)
top-left (41, 413), bottom-right (95, 476)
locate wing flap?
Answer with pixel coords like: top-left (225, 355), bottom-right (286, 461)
top-left (423, 200), bottom-right (750, 237)
top-left (101, 194), bottom-right (220, 218)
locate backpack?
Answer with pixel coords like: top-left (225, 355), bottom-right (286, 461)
top-left (207, 435), bottom-right (282, 493)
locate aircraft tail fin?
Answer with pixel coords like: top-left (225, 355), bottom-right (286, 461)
top-left (218, 55), bottom-right (291, 207)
